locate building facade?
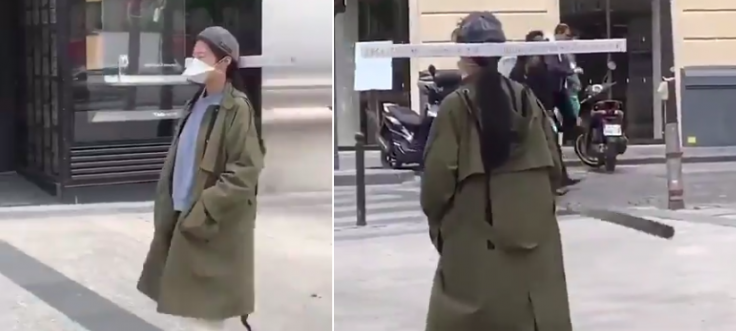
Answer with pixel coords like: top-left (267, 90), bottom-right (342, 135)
top-left (406, 0), bottom-right (736, 140)
top-left (0, 0), bottom-right (331, 201)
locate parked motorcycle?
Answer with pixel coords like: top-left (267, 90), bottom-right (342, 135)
top-left (573, 80), bottom-right (628, 172)
top-left (377, 65), bottom-right (461, 169)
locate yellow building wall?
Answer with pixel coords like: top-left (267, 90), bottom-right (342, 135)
top-left (673, 0), bottom-right (736, 67)
top-left (414, 0), bottom-right (560, 71)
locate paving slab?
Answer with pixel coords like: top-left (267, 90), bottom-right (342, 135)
top-left (335, 215), bottom-right (736, 331)
top-left (0, 196), bottom-right (332, 331)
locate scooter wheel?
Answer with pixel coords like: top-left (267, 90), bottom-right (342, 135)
top-left (380, 150), bottom-right (402, 169)
top-left (574, 134), bottom-right (603, 168)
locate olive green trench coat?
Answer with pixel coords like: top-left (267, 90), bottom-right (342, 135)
top-left (137, 82), bottom-right (265, 320)
top-left (420, 76), bottom-right (572, 331)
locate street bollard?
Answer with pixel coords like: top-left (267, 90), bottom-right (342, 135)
top-left (664, 123), bottom-right (685, 210)
top-left (354, 132), bottom-right (367, 226)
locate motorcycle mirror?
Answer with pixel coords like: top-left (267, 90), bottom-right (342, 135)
top-left (607, 61), bottom-right (617, 71)
top-left (428, 65), bottom-right (436, 78)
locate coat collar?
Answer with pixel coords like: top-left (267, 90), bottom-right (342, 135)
top-left (183, 81), bottom-right (240, 112)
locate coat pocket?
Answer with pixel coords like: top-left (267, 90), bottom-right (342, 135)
top-left (179, 200), bottom-right (220, 241)
top-left (488, 169), bottom-right (555, 250)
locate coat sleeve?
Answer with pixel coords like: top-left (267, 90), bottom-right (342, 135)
top-left (200, 101), bottom-right (264, 223)
top-left (420, 96), bottom-right (459, 251)
top-left (544, 54), bottom-right (573, 76)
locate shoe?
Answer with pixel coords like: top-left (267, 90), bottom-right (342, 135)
top-left (555, 188), bottom-right (569, 196)
top-left (562, 177), bottom-right (582, 187)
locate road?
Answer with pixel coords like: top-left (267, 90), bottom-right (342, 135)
top-left (335, 162), bottom-right (736, 330)
top-left (0, 191), bottom-right (332, 331)
top-left (336, 161), bottom-right (736, 214)
top-left (560, 162), bottom-right (736, 210)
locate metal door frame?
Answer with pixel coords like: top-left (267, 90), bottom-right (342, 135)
top-left (652, 0), bottom-right (663, 139)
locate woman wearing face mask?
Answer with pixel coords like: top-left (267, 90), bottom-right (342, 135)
top-left (421, 12), bottom-right (572, 331)
top-left (137, 26), bottom-right (265, 331)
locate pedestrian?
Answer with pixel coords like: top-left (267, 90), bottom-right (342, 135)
top-left (509, 30), bottom-right (581, 192)
top-left (550, 23), bottom-right (579, 144)
top-left (420, 12), bottom-right (572, 331)
top-left (137, 26), bottom-right (266, 331)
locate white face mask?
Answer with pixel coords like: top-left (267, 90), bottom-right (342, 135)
top-left (182, 58), bottom-right (215, 84)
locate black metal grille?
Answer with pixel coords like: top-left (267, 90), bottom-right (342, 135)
top-left (68, 142), bottom-right (169, 184)
top-left (18, 0), bottom-right (61, 180)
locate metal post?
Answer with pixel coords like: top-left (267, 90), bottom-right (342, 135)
top-left (354, 132), bottom-right (367, 226)
top-left (664, 122), bottom-right (684, 210)
top-left (605, 0), bottom-right (612, 100)
top-left (333, 107), bottom-right (339, 170)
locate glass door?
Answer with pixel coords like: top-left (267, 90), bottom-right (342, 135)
top-left (60, 0), bottom-right (261, 186)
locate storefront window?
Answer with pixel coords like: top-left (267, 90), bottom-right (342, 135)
top-left (70, 0), bottom-right (196, 145)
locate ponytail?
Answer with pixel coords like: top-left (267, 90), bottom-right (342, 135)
top-left (473, 58), bottom-right (513, 169)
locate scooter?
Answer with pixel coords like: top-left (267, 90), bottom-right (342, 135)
top-left (377, 65), bottom-right (461, 169)
top-left (573, 81), bottom-right (628, 172)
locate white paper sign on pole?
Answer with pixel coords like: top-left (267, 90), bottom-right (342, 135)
top-left (354, 41), bottom-right (394, 91)
top-left (359, 39), bottom-right (627, 59)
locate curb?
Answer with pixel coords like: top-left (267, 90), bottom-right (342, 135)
top-left (334, 169), bottom-right (416, 186)
top-left (0, 202), bottom-right (155, 220)
top-left (563, 154), bottom-right (736, 167)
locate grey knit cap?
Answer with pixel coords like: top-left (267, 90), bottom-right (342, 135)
top-left (455, 12), bottom-right (507, 43)
top-left (198, 26), bottom-right (240, 60)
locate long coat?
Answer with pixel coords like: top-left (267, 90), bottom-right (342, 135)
top-left (420, 75), bottom-right (572, 331)
top-left (137, 82), bottom-right (265, 320)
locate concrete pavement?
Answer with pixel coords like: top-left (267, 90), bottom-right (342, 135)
top-left (0, 191), bottom-right (332, 331)
top-left (335, 213), bottom-right (736, 330)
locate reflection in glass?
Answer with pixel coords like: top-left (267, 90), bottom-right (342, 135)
top-left (70, 0), bottom-right (197, 144)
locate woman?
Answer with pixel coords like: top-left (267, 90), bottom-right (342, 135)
top-left (420, 12), bottom-right (572, 331)
top-left (137, 26), bottom-right (265, 331)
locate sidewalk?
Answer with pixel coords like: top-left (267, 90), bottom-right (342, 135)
top-left (335, 211), bottom-right (736, 331)
top-left (335, 145), bottom-right (736, 186)
top-left (0, 202), bottom-right (332, 331)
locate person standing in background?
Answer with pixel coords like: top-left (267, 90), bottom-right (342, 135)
top-left (548, 23), bottom-right (579, 144)
top-left (564, 33), bottom-right (585, 125)
top-left (509, 30), bottom-right (581, 191)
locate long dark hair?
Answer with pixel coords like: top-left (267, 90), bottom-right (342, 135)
top-left (453, 16), bottom-right (513, 169)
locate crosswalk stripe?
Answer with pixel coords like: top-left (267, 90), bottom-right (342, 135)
top-left (334, 210), bottom-right (424, 225)
top-left (333, 200), bottom-right (420, 214)
top-left (333, 194), bottom-right (402, 206)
